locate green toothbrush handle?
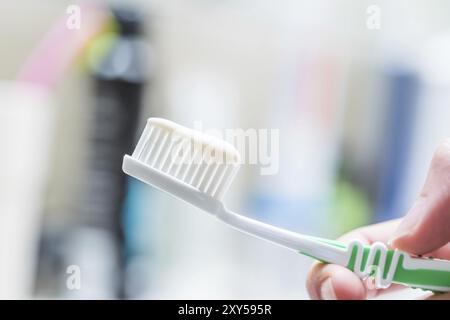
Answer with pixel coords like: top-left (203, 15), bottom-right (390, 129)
top-left (388, 256), bottom-right (450, 293)
top-left (302, 237), bottom-right (450, 293)
top-left (346, 241), bottom-right (450, 293)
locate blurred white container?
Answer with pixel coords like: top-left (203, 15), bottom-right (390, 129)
top-left (0, 82), bottom-right (54, 298)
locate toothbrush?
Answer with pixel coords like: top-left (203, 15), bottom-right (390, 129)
top-left (122, 118), bottom-right (450, 293)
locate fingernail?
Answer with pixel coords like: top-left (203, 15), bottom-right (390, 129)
top-left (389, 200), bottom-right (426, 245)
top-left (320, 278), bottom-right (337, 300)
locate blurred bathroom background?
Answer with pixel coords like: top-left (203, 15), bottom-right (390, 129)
top-left (0, 0), bottom-right (449, 299)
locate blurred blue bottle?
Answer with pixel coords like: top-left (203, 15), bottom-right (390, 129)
top-left (375, 66), bottom-right (419, 222)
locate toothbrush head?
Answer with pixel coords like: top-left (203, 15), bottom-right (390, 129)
top-left (123, 118), bottom-right (241, 208)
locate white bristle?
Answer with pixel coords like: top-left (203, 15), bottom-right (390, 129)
top-left (131, 118), bottom-right (240, 200)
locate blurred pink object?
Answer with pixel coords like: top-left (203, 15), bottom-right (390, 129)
top-left (17, 1), bottom-right (108, 89)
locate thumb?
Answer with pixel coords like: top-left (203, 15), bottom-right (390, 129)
top-left (390, 140), bottom-right (450, 255)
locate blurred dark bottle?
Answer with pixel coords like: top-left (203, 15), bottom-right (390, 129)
top-left (68, 6), bottom-right (150, 298)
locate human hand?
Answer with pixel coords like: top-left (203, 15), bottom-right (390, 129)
top-left (307, 140), bottom-right (450, 300)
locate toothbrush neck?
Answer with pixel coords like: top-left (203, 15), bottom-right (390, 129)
top-left (215, 206), bottom-right (347, 265)
top-left (216, 206), bottom-right (309, 250)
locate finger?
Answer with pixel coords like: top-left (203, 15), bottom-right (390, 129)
top-left (345, 220), bottom-right (450, 259)
top-left (307, 262), bottom-right (367, 300)
top-left (422, 292), bottom-right (450, 300)
top-left (390, 139), bottom-right (450, 254)
top-left (339, 219), bottom-right (401, 244)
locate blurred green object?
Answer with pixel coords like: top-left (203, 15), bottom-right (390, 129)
top-left (86, 32), bottom-right (119, 70)
top-left (328, 180), bottom-right (371, 237)
top-left (75, 13), bottom-right (119, 71)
